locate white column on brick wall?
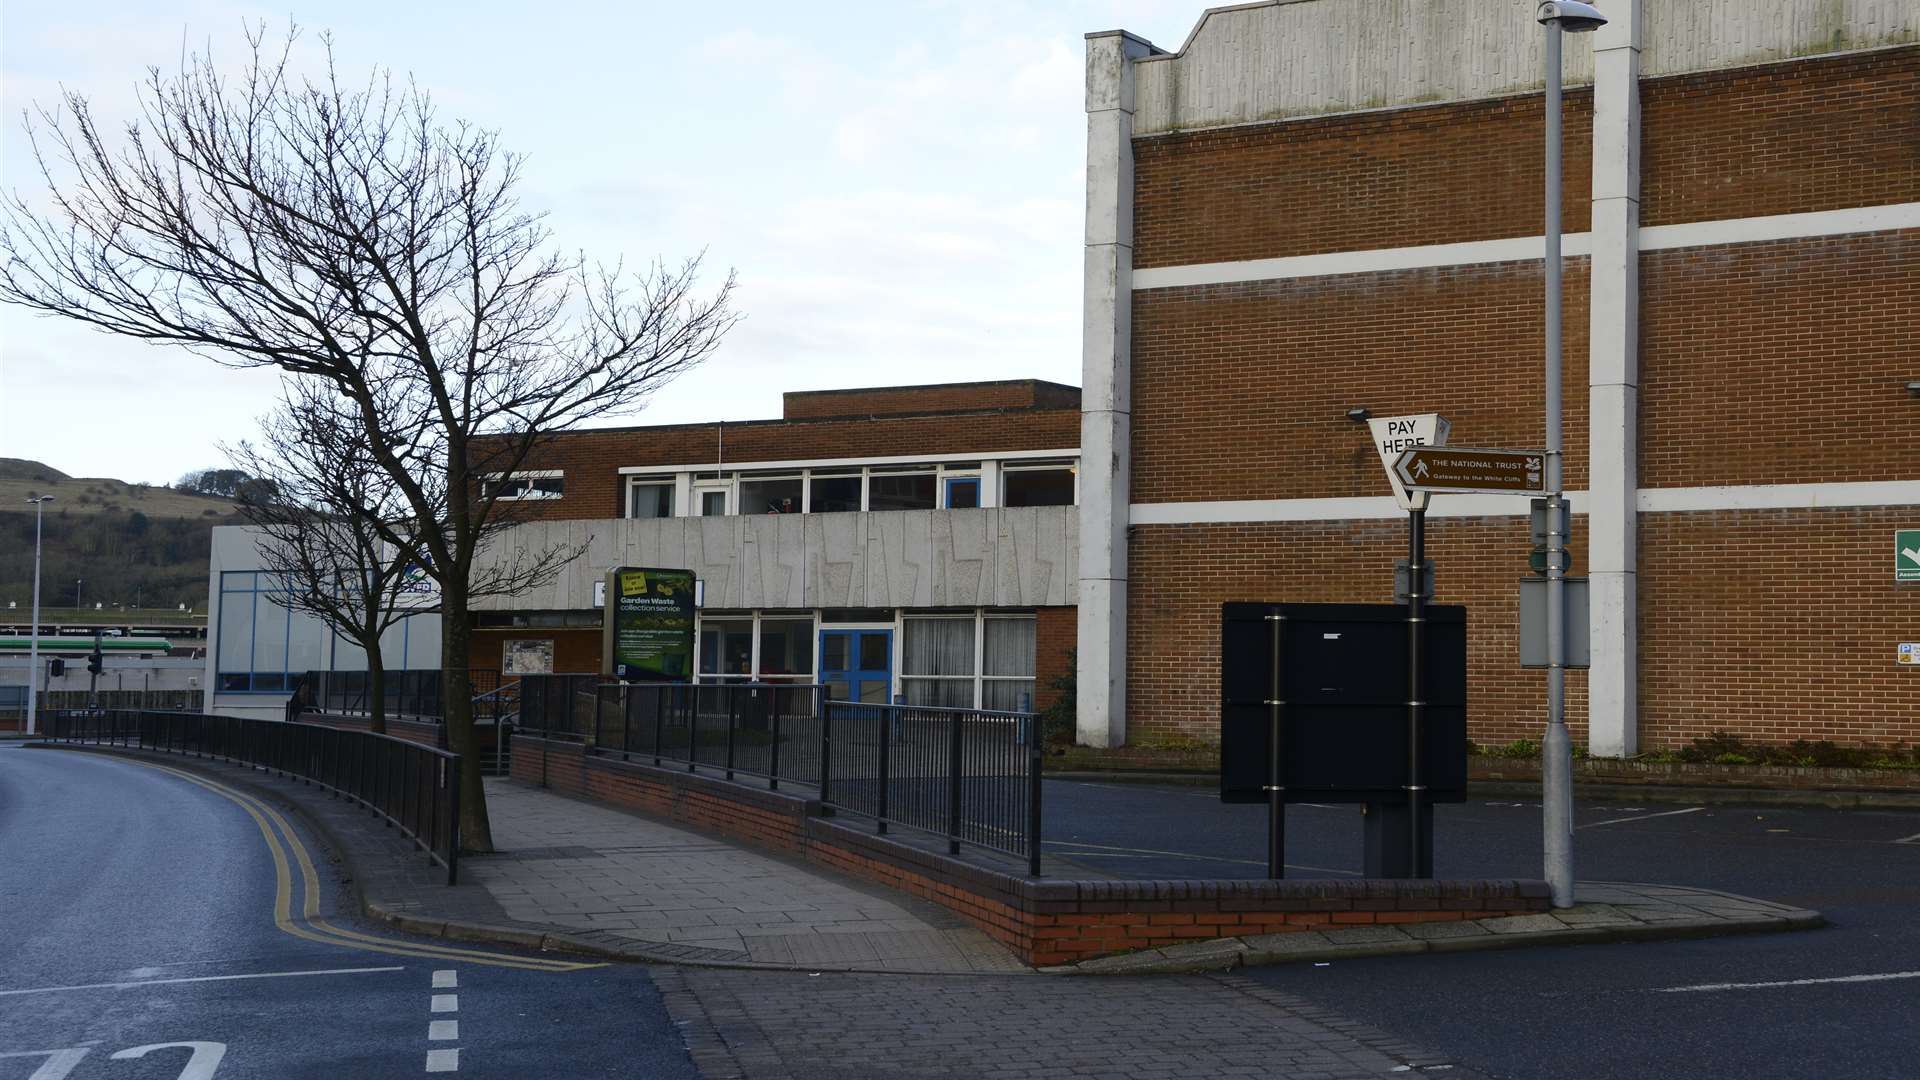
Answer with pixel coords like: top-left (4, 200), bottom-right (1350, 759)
top-left (1078, 30), bottom-right (1155, 748)
top-left (1587, 1), bottom-right (1641, 758)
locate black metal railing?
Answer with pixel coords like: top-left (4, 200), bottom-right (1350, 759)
top-left (514, 677), bottom-right (1043, 875)
top-left (288, 669), bottom-right (500, 722)
top-left (41, 709), bottom-right (462, 883)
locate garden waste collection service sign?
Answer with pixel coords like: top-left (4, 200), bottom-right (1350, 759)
top-left (601, 567), bottom-right (696, 681)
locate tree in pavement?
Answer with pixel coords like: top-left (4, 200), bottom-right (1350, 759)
top-left (226, 379), bottom-right (441, 735)
top-left (0, 25), bottom-right (737, 851)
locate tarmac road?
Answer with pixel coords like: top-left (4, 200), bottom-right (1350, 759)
top-left (0, 743), bottom-right (696, 1080)
top-left (1046, 777), bottom-right (1920, 1080)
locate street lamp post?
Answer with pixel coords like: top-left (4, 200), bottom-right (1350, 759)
top-left (1536, 0), bottom-right (1607, 909)
top-left (25, 496), bottom-right (54, 736)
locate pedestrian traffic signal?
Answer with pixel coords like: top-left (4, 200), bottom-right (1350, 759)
top-left (49, 657), bottom-right (65, 677)
top-left (87, 650), bottom-right (104, 675)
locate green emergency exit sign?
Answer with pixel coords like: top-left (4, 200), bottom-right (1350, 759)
top-left (1899, 530), bottom-right (1920, 583)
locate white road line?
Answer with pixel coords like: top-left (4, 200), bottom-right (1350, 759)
top-left (1655, 970), bottom-right (1920, 993)
top-left (1578, 806), bottom-right (1705, 829)
top-left (425, 1047), bottom-right (460, 1072)
top-left (428, 1021), bottom-right (458, 1041)
top-left (432, 969), bottom-right (458, 988)
top-left (0, 966), bottom-right (405, 998)
top-left (430, 993), bottom-right (458, 1013)
top-left (1893, 832), bottom-right (1920, 845)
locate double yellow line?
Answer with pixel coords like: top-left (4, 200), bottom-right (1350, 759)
top-left (130, 758), bottom-right (601, 973)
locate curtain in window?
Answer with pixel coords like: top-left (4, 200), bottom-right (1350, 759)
top-left (904, 617), bottom-right (974, 708)
top-left (984, 617), bottom-right (1036, 712)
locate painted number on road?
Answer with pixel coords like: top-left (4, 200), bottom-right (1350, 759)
top-left (1, 1042), bottom-right (227, 1080)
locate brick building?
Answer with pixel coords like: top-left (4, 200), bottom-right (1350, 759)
top-left (470, 380), bottom-right (1080, 713)
top-left (1077, 1), bottom-right (1919, 754)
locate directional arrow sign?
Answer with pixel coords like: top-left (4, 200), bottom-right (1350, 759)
top-left (1394, 447), bottom-right (1547, 495)
top-left (1898, 529), bottom-right (1920, 583)
top-left (1367, 414), bottom-right (1450, 511)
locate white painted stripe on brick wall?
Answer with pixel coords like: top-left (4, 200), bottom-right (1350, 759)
top-left (1128, 481), bottom-right (1919, 525)
top-left (1131, 202), bottom-right (1920, 291)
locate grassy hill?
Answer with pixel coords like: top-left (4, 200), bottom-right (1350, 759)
top-left (0, 459), bottom-right (245, 613)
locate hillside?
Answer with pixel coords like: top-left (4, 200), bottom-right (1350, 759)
top-left (0, 459), bottom-right (245, 613)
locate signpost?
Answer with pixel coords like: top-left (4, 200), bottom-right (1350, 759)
top-left (1368, 414), bottom-right (1450, 511)
top-left (601, 567), bottom-right (696, 682)
top-left (1394, 448), bottom-right (1546, 495)
top-left (1897, 530), bottom-right (1920, 583)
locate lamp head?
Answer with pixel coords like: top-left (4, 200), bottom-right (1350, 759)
top-left (1345, 407), bottom-right (1372, 423)
top-left (1537, 1), bottom-right (1607, 31)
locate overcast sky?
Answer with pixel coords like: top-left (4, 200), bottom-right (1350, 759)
top-left (0, 1), bottom-right (1199, 484)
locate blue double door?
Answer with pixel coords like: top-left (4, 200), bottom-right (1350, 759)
top-left (819, 628), bottom-right (892, 704)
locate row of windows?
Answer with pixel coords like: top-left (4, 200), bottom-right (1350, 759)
top-left (630, 461), bottom-right (1077, 519)
top-left (215, 571), bottom-right (426, 693)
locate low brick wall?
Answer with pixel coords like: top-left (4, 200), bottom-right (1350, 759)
top-left (1472, 755), bottom-right (1920, 794)
top-left (512, 735), bottom-right (1551, 966)
top-left (299, 712), bottom-right (447, 749)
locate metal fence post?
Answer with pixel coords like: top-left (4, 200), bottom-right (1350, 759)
top-left (1028, 717), bottom-right (1044, 878)
top-left (877, 703), bottom-right (891, 835)
top-left (654, 686), bottom-right (666, 767)
top-left (818, 686), bottom-right (832, 806)
top-left (768, 690), bottom-right (782, 791)
top-left (947, 709), bottom-right (963, 856)
top-left (725, 690), bottom-right (738, 781)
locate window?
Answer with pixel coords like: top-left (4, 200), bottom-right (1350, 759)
top-left (757, 619), bottom-right (815, 681)
top-left (628, 480), bottom-right (674, 519)
top-left (694, 483), bottom-right (731, 516)
top-left (868, 470), bottom-right (937, 511)
top-left (488, 473), bottom-right (564, 500)
top-left (902, 617), bottom-right (976, 708)
top-left (739, 474), bottom-right (802, 515)
top-left (698, 619), bottom-right (754, 677)
top-left (808, 472), bottom-right (862, 513)
top-left (1003, 465), bottom-right (1075, 507)
top-left (215, 572), bottom-right (333, 693)
top-left (944, 476), bottom-right (980, 509)
top-left (982, 617), bottom-right (1036, 712)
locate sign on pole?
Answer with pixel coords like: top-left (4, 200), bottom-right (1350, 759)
top-left (1368, 414), bottom-right (1450, 510)
top-left (1395, 447), bottom-right (1546, 495)
top-left (1897, 530), bottom-right (1920, 583)
top-left (601, 567), bottom-right (696, 681)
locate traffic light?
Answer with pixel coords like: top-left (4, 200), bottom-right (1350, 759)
top-left (87, 649), bottom-right (104, 675)
top-left (48, 657), bottom-right (65, 677)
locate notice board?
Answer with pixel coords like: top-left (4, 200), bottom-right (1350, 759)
top-left (601, 567), bottom-right (696, 681)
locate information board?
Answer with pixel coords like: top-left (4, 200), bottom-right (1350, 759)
top-left (601, 567), bottom-right (696, 681)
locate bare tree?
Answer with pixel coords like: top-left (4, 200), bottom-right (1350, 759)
top-left (227, 379), bottom-right (434, 735)
top-left (0, 25), bottom-right (737, 851)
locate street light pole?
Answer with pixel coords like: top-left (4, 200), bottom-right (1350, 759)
top-left (1537, 0), bottom-right (1606, 910)
top-left (25, 496), bottom-right (54, 736)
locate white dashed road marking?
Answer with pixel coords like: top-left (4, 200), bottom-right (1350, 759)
top-left (426, 1048), bottom-right (461, 1072)
top-left (1579, 806), bottom-right (1705, 829)
top-left (426, 971), bottom-right (462, 1072)
top-left (429, 1021), bottom-right (459, 1041)
top-left (433, 969), bottom-right (458, 988)
top-left (1655, 970), bottom-right (1920, 993)
top-left (431, 994), bottom-right (458, 1013)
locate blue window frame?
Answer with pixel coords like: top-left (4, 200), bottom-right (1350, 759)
top-left (944, 476), bottom-right (980, 509)
top-left (217, 571), bottom-right (294, 693)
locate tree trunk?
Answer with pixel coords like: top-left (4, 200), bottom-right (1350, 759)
top-left (441, 581), bottom-right (492, 853)
top-left (366, 654), bottom-right (388, 735)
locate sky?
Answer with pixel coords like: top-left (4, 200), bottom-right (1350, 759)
top-left (0, 0), bottom-right (1200, 485)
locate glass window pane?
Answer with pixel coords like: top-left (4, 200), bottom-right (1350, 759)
top-left (630, 482), bottom-right (674, 519)
top-left (858, 632), bottom-right (890, 672)
top-left (827, 679), bottom-right (851, 702)
top-left (252, 593), bottom-right (291, 679)
top-left (758, 619), bottom-right (814, 677)
top-left (903, 618), bottom-right (973, 677)
top-left (217, 587), bottom-right (255, 675)
top-left (698, 489), bottom-right (728, 516)
top-left (983, 679), bottom-right (1035, 713)
top-left (739, 477), bottom-right (802, 515)
top-left (699, 620), bottom-right (752, 675)
top-left (984, 618), bottom-right (1035, 677)
top-left (1003, 468), bottom-right (1075, 507)
top-left (858, 678), bottom-right (890, 704)
top-left (868, 472), bottom-right (936, 511)
top-left (905, 678), bottom-right (974, 709)
top-left (809, 474), bottom-right (862, 513)
top-left (821, 632), bottom-right (848, 672)
top-left (945, 478), bottom-right (980, 509)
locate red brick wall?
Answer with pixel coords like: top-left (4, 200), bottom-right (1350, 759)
top-left (783, 380), bottom-right (1080, 420)
top-left (489, 409), bottom-right (1081, 523)
top-left (1127, 520), bottom-right (1589, 750)
top-left (1131, 261), bottom-right (1591, 503)
top-left (1034, 607), bottom-right (1076, 711)
top-left (469, 627), bottom-right (603, 675)
top-left (1133, 90), bottom-right (1593, 268)
top-left (1641, 48), bottom-right (1919, 227)
top-left (1639, 508), bottom-right (1920, 748)
top-left (1640, 230), bottom-right (1919, 489)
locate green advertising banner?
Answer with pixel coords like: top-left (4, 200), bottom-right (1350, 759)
top-left (602, 566), bottom-right (696, 681)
